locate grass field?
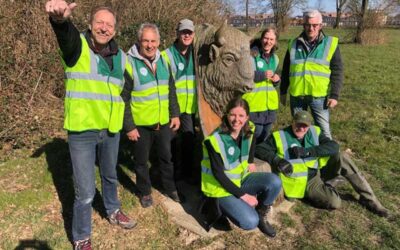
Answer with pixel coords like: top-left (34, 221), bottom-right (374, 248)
top-left (0, 27), bottom-right (399, 249)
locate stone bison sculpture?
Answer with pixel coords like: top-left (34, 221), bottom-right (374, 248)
top-left (194, 22), bottom-right (254, 136)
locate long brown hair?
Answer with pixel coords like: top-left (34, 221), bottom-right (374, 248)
top-left (220, 97), bottom-right (253, 139)
top-left (250, 26), bottom-right (279, 53)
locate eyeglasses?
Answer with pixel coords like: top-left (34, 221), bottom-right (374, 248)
top-left (304, 23), bottom-right (321, 29)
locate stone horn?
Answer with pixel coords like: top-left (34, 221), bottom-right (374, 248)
top-left (214, 20), bottom-right (228, 46)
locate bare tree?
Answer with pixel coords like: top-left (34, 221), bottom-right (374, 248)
top-left (354, 0), bottom-right (368, 43)
top-left (349, 0), bottom-right (398, 43)
top-left (267, 0), bottom-right (306, 32)
top-left (314, 0), bottom-right (326, 12)
top-left (334, 0), bottom-right (349, 28)
top-left (246, 0), bottom-right (249, 31)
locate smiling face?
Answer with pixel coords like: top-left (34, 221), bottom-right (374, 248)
top-left (178, 29), bottom-right (194, 47)
top-left (90, 9), bottom-right (116, 48)
top-left (261, 31), bottom-right (276, 53)
top-left (139, 28), bottom-right (160, 60)
top-left (291, 122), bottom-right (310, 139)
top-left (303, 16), bottom-right (322, 42)
top-left (227, 106), bottom-right (249, 134)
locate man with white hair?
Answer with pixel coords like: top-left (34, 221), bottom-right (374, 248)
top-left (280, 10), bottom-right (343, 139)
top-left (122, 23), bottom-right (181, 208)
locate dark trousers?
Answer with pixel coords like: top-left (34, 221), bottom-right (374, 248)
top-left (172, 113), bottom-right (197, 181)
top-left (132, 125), bottom-right (176, 195)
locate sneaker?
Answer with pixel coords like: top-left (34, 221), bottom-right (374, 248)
top-left (73, 238), bottom-right (91, 250)
top-left (108, 209), bottom-right (137, 229)
top-left (359, 197), bottom-right (390, 218)
top-left (140, 194), bottom-right (153, 208)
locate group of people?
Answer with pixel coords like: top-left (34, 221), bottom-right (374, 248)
top-left (200, 8), bottom-right (389, 240)
top-left (45, 1), bottom-right (389, 249)
top-left (46, 0), bottom-right (197, 249)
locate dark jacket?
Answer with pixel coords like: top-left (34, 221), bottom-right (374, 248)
top-left (280, 31), bottom-right (344, 100)
top-left (255, 125), bottom-right (339, 177)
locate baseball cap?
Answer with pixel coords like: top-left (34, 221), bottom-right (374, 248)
top-left (177, 19), bottom-right (194, 32)
top-left (293, 111), bottom-right (313, 126)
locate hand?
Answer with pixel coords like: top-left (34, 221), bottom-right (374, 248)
top-left (280, 94), bottom-right (287, 106)
top-left (170, 117), bottom-right (180, 132)
top-left (45, 0), bottom-right (77, 22)
top-left (248, 163), bottom-right (257, 173)
top-left (265, 70), bottom-right (274, 79)
top-left (240, 194), bottom-right (258, 207)
top-left (327, 98), bottom-right (338, 108)
top-left (277, 159), bottom-right (293, 176)
top-left (289, 146), bottom-right (309, 159)
top-left (271, 73), bottom-right (280, 82)
top-left (127, 129), bottom-right (140, 141)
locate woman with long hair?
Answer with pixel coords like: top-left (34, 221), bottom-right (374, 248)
top-left (201, 97), bottom-right (281, 237)
top-left (243, 26), bottom-right (281, 144)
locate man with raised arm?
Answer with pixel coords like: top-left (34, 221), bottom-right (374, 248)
top-left (45, 1), bottom-right (136, 249)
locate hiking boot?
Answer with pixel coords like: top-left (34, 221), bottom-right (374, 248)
top-left (73, 238), bottom-right (91, 250)
top-left (257, 205), bottom-right (276, 237)
top-left (359, 196), bottom-right (390, 218)
top-left (108, 209), bottom-right (137, 229)
top-left (139, 194), bottom-right (153, 208)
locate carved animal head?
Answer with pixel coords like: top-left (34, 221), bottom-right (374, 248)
top-left (194, 22), bottom-right (254, 117)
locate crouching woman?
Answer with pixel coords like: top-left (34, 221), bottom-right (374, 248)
top-left (201, 97), bottom-right (282, 237)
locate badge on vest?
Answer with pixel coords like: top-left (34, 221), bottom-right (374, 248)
top-left (140, 67), bottom-right (148, 76)
top-left (257, 61), bottom-right (264, 68)
top-left (178, 62), bottom-right (185, 71)
top-left (290, 143), bottom-right (299, 148)
top-left (228, 146), bottom-right (235, 156)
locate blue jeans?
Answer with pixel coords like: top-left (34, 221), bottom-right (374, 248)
top-left (217, 172), bottom-right (282, 230)
top-left (68, 130), bottom-right (121, 241)
top-left (254, 123), bottom-right (273, 144)
top-left (290, 95), bottom-right (332, 139)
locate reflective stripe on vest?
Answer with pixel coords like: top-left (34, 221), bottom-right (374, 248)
top-left (243, 53), bottom-right (279, 112)
top-left (63, 34), bottom-right (126, 133)
top-left (273, 125), bottom-right (328, 198)
top-left (288, 36), bottom-right (338, 97)
top-left (161, 46), bottom-right (197, 114)
top-left (201, 124), bottom-right (254, 198)
top-left (128, 56), bottom-right (170, 126)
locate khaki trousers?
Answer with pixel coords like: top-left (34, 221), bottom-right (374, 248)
top-left (305, 152), bottom-right (378, 209)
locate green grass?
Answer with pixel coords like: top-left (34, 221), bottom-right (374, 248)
top-left (1, 28), bottom-right (399, 249)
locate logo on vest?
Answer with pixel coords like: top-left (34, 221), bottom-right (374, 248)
top-left (290, 143), bottom-right (299, 148)
top-left (257, 61), bottom-right (264, 68)
top-left (228, 146), bottom-right (235, 156)
top-left (140, 67), bottom-right (148, 76)
top-left (178, 63), bottom-right (185, 71)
